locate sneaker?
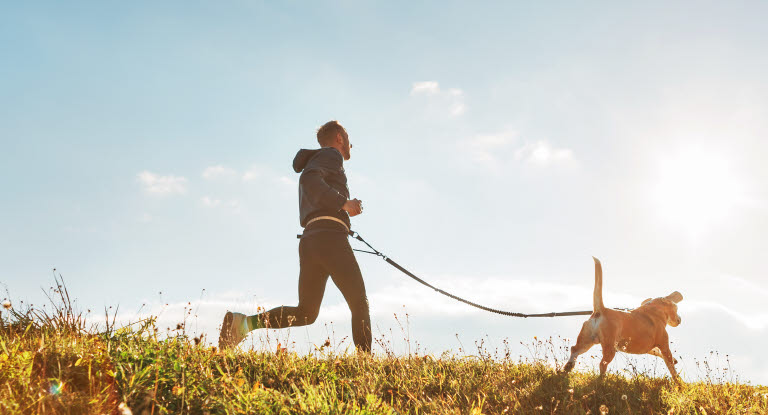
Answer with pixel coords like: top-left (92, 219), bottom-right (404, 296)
top-left (218, 311), bottom-right (248, 350)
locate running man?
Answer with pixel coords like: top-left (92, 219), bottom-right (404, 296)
top-left (218, 120), bottom-right (372, 352)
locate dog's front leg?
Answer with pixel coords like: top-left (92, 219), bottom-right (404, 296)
top-left (658, 343), bottom-right (682, 385)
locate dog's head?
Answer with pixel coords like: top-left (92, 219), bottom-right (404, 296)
top-left (641, 291), bottom-right (683, 327)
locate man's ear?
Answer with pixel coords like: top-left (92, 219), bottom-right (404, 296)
top-left (665, 291), bottom-right (683, 303)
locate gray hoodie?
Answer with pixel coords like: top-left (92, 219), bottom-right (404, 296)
top-left (293, 147), bottom-right (351, 230)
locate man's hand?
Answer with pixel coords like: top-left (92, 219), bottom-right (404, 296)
top-left (342, 199), bottom-right (363, 217)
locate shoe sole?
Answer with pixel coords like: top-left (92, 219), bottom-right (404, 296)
top-left (218, 311), bottom-right (234, 350)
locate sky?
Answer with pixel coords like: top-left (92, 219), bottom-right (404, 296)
top-left (2, 1), bottom-right (768, 384)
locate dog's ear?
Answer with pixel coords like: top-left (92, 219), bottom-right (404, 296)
top-left (665, 291), bottom-right (683, 303)
top-left (641, 298), bottom-right (653, 306)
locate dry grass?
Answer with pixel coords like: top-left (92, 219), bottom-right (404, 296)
top-left (1, 280), bottom-right (766, 414)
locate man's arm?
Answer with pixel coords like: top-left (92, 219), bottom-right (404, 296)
top-left (299, 150), bottom-right (347, 211)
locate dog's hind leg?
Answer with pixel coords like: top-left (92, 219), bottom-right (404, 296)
top-left (562, 324), bottom-right (597, 373)
top-left (562, 342), bottom-right (593, 373)
top-left (599, 340), bottom-right (617, 376)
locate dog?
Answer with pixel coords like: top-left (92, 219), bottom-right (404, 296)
top-left (561, 257), bottom-right (683, 383)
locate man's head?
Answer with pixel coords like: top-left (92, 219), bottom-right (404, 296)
top-left (317, 120), bottom-right (352, 160)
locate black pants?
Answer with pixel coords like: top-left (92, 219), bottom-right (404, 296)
top-left (253, 227), bottom-right (372, 352)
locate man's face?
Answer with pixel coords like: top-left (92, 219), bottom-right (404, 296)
top-left (339, 130), bottom-right (352, 160)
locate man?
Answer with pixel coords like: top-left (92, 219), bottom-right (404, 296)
top-left (218, 120), bottom-right (372, 352)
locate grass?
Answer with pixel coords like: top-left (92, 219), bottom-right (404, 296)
top-left (1, 280), bottom-right (767, 414)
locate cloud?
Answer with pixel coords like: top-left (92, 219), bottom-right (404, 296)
top-left (137, 171), bottom-right (188, 195)
top-left (101, 277), bottom-right (768, 385)
top-left (241, 165), bottom-right (296, 189)
top-left (201, 196), bottom-right (221, 207)
top-left (202, 165), bottom-right (237, 180)
top-left (683, 301), bottom-right (768, 331)
top-left (514, 141), bottom-right (575, 165)
top-left (277, 176), bottom-right (297, 187)
top-left (410, 81), bottom-right (440, 96)
top-left (242, 165), bottom-right (268, 182)
top-left (201, 196), bottom-right (242, 213)
top-left (462, 130), bottom-right (519, 164)
top-left (410, 81), bottom-right (466, 116)
top-left (460, 130), bottom-right (576, 169)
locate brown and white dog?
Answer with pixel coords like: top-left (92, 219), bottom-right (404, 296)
top-left (561, 257), bottom-right (683, 383)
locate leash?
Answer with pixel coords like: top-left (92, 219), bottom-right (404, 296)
top-left (350, 231), bottom-right (628, 318)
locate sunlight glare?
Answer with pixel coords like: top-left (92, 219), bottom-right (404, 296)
top-left (650, 148), bottom-right (745, 237)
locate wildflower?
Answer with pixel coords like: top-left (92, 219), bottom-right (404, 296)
top-left (2, 300), bottom-right (10, 310)
top-left (600, 404), bottom-right (609, 414)
top-left (622, 395), bottom-right (627, 401)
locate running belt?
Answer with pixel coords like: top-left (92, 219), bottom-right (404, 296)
top-left (305, 215), bottom-right (350, 233)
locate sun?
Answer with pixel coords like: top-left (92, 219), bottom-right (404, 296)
top-left (649, 148), bottom-right (745, 237)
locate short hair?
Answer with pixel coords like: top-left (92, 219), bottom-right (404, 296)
top-left (316, 120), bottom-right (346, 146)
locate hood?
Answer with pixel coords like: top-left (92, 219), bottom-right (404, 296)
top-left (293, 148), bottom-right (322, 173)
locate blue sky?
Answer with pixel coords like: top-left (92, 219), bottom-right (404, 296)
top-left (2, 1), bottom-right (768, 384)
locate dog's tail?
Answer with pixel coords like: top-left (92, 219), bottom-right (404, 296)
top-left (592, 256), bottom-right (605, 313)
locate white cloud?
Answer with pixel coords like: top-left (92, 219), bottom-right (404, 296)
top-left (242, 166), bottom-right (296, 189)
top-left (137, 171), bottom-right (188, 195)
top-left (242, 165), bottom-right (268, 182)
top-left (202, 165), bottom-right (237, 180)
top-left (682, 300), bottom-right (768, 331)
top-left (410, 81), bottom-right (440, 96)
top-left (514, 141), bottom-right (575, 165)
top-left (461, 132), bottom-right (576, 169)
top-left (201, 196), bottom-right (221, 207)
top-left (446, 88), bottom-right (466, 116)
top-left (276, 176), bottom-right (297, 187)
top-left (201, 196), bottom-right (242, 213)
top-left (410, 81), bottom-right (466, 116)
top-left (462, 130), bottom-right (519, 163)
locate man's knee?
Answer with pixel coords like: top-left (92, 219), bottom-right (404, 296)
top-left (297, 305), bottom-right (320, 325)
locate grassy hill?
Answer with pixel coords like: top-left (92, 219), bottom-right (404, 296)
top-left (1, 288), bottom-right (766, 414)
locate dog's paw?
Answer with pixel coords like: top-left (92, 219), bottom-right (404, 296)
top-left (561, 361), bottom-right (575, 373)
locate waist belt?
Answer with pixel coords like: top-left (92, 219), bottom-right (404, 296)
top-left (305, 216), bottom-right (350, 233)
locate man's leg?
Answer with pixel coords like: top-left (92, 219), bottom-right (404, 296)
top-left (318, 234), bottom-right (372, 353)
top-left (246, 237), bottom-right (329, 330)
top-left (218, 237), bottom-right (328, 349)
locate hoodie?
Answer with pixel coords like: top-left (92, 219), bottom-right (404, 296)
top-left (293, 147), bottom-right (350, 231)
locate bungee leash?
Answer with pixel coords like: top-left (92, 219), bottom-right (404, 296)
top-left (350, 231), bottom-right (631, 318)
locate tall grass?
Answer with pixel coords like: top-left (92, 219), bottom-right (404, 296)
top-left (1, 281), bottom-right (766, 414)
